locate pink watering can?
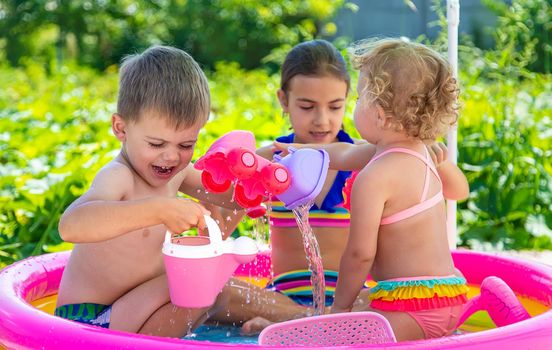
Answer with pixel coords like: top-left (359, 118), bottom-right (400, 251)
top-left (162, 215), bottom-right (258, 308)
top-left (195, 130), bottom-right (330, 215)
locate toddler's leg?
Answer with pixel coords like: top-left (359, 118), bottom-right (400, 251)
top-left (370, 309), bottom-right (425, 341)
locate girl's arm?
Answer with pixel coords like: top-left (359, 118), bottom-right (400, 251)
top-left (273, 141), bottom-right (376, 171)
top-left (332, 167), bottom-right (386, 313)
top-left (427, 143), bottom-right (469, 200)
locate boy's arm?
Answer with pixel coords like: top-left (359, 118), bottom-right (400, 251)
top-left (59, 162), bottom-right (208, 243)
top-left (332, 167), bottom-right (384, 313)
top-left (273, 141), bottom-right (376, 171)
top-left (427, 143), bottom-right (469, 201)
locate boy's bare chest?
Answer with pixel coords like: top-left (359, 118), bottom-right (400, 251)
top-left (129, 174), bottom-right (183, 200)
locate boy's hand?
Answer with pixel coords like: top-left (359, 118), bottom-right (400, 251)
top-left (426, 142), bottom-right (448, 168)
top-left (160, 198), bottom-right (210, 234)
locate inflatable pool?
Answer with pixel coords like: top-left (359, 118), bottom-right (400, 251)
top-left (1, 250), bottom-right (551, 349)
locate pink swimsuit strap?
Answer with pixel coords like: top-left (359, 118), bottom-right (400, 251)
top-left (368, 147), bottom-right (444, 225)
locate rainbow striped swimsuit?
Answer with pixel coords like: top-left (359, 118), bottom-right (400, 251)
top-left (368, 275), bottom-right (468, 312)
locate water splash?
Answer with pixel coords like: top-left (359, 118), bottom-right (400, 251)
top-left (252, 216), bottom-right (267, 243)
top-left (292, 201), bottom-right (325, 316)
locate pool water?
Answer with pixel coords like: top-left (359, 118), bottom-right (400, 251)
top-left (30, 283), bottom-right (550, 344)
top-left (185, 324), bottom-right (259, 344)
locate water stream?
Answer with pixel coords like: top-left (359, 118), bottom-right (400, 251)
top-left (292, 201), bottom-right (326, 316)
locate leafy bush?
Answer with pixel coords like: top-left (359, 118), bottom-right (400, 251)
top-left (0, 62), bottom-right (119, 266)
top-left (483, 0), bottom-right (552, 74)
top-left (0, 0), bottom-right (348, 71)
top-left (458, 71), bottom-right (552, 250)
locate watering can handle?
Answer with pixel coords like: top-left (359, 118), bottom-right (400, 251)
top-left (164, 215), bottom-right (223, 245)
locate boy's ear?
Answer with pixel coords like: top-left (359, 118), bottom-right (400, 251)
top-left (111, 113), bottom-right (127, 141)
top-left (277, 89), bottom-right (289, 112)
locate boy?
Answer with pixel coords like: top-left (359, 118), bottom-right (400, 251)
top-left (56, 46), bottom-right (237, 337)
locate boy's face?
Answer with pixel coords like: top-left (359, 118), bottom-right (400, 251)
top-left (113, 111), bottom-right (203, 187)
top-left (278, 75), bottom-right (347, 144)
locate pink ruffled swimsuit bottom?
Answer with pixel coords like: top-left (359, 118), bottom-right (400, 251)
top-left (369, 275), bottom-right (468, 339)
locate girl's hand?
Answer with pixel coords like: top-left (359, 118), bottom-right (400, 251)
top-left (160, 198), bottom-right (210, 234)
top-left (426, 142), bottom-right (448, 167)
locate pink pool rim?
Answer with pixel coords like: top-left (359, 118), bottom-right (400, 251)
top-left (1, 250), bottom-right (552, 349)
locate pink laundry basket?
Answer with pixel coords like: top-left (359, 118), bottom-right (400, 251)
top-left (162, 215), bottom-right (258, 308)
top-left (258, 312), bottom-right (396, 346)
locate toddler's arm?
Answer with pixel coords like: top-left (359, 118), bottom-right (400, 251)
top-left (332, 167), bottom-right (385, 313)
top-left (59, 163), bottom-right (209, 243)
top-left (427, 143), bottom-right (469, 200)
top-left (272, 141), bottom-right (376, 171)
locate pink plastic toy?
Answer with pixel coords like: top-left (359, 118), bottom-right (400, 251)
top-left (162, 215), bottom-right (258, 308)
top-left (258, 312), bottom-right (396, 346)
top-left (456, 275), bottom-right (531, 328)
top-left (194, 131), bottom-right (291, 217)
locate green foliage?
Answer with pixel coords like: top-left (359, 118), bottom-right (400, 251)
top-left (459, 69), bottom-right (552, 249)
top-left (428, 0), bottom-right (552, 250)
top-left (0, 61), bottom-right (119, 266)
top-left (0, 0), bottom-right (348, 70)
top-left (483, 0), bottom-right (552, 74)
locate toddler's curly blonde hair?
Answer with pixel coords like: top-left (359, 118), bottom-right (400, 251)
top-left (351, 38), bottom-right (459, 140)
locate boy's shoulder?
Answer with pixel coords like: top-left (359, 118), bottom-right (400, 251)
top-left (96, 157), bottom-right (135, 181)
top-left (91, 156), bottom-right (137, 193)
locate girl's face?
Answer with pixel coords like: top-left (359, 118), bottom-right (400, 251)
top-left (113, 111), bottom-right (202, 187)
top-left (353, 72), bottom-right (380, 144)
top-left (279, 75), bottom-right (348, 144)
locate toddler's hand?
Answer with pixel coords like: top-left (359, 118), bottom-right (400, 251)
top-left (161, 198), bottom-right (210, 234)
top-left (426, 142), bottom-right (448, 167)
top-left (272, 141), bottom-right (304, 156)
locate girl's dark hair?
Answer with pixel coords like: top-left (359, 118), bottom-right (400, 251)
top-left (281, 39), bottom-right (350, 94)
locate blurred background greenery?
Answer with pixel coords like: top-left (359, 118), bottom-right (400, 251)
top-left (0, 0), bottom-right (551, 268)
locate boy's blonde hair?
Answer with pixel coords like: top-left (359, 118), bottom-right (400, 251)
top-left (352, 38), bottom-right (459, 140)
top-left (117, 46), bottom-right (210, 129)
